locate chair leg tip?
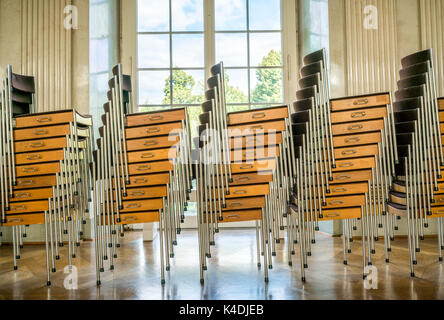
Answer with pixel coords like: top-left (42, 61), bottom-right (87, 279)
top-left (264, 277), bottom-right (269, 283)
top-left (410, 272), bottom-right (415, 278)
top-left (200, 279), bottom-right (204, 284)
top-left (47, 281), bottom-right (51, 286)
top-left (343, 261), bottom-right (347, 265)
top-left (385, 259), bottom-right (390, 263)
top-left (301, 277), bottom-right (306, 282)
top-left (97, 281), bottom-right (101, 286)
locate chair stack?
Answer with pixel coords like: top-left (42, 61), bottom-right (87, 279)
top-left (196, 62), bottom-right (295, 283)
top-left (387, 49), bottom-right (444, 277)
top-left (0, 65), bottom-right (94, 286)
top-left (288, 49), bottom-right (396, 281)
top-left (93, 64), bottom-right (192, 285)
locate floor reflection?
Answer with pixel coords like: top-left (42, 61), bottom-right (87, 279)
top-left (0, 229), bottom-right (442, 300)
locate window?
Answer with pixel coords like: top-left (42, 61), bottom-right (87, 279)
top-left (135, 0), bottom-right (292, 221)
top-left (90, 0), bottom-right (119, 147)
top-left (137, 0), bottom-right (205, 139)
top-left (137, 0), bottom-right (285, 133)
top-left (215, 0), bottom-right (283, 112)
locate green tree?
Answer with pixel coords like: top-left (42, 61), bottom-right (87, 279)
top-left (162, 69), bottom-right (202, 105)
top-left (251, 50), bottom-right (282, 103)
top-left (224, 74), bottom-right (247, 104)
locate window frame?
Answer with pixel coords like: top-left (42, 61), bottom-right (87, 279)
top-left (133, 0), bottom-right (299, 112)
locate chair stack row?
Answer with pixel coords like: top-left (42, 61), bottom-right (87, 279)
top-left (387, 49), bottom-right (443, 277)
top-left (288, 49), bottom-right (397, 281)
top-left (93, 65), bottom-right (192, 285)
top-left (0, 65), bottom-right (94, 286)
top-left (195, 63), bottom-right (295, 283)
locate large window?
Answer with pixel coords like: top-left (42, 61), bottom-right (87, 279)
top-left (215, 0), bottom-right (283, 113)
top-left (90, 0), bottom-right (119, 147)
top-left (137, 0), bottom-right (205, 138)
top-left (137, 0), bottom-right (285, 136)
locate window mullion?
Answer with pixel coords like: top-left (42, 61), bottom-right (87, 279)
top-left (204, 0), bottom-right (216, 80)
top-left (246, 0), bottom-right (251, 109)
top-left (169, 0), bottom-right (174, 106)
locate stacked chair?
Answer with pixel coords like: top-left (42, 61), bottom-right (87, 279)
top-left (0, 65), bottom-right (94, 286)
top-left (387, 49), bottom-right (444, 277)
top-left (196, 62), bottom-right (295, 283)
top-left (93, 64), bottom-right (192, 285)
top-left (288, 49), bottom-right (397, 281)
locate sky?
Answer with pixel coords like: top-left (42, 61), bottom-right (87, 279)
top-left (137, 0), bottom-right (283, 105)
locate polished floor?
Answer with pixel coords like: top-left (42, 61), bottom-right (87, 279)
top-left (0, 228), bottom-right (443, 300)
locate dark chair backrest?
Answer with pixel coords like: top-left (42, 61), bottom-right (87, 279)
top-left (303, 49), bottom-right (325, 66)
top-left (296, 86), bottom-right (316, 100)
top-left (392, 97), bottom-right (422, 112)
top-left (400, 49), bottom-right (432, 69)
top-left (299, 74), bottom-right (320, 90)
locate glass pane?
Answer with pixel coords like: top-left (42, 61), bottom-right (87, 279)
top-left (187, 106), bottom-right (203, 140)
top-left (90, 39), bottom-right (109, 74)
top-left (172, 34), bottom-right (204, 68)
top-left (138, 34), bottom-right (170, 68)
top-left (215, 33), bottom-right (248, 67)
top-left (250, 104), bottom-right (279, 109)
top-left (227, 105), bottom-right (249, 113)
top-left (138, 0), bottom-right (169, 32)
top-left (224, 69), bottom-right (248, 104)
top-left (250, 33), bottom-right (282, 67)
top-left (309, 0), bottom-right (328, 34)
top-left (172, 69), bottom-right (204, 104)
top-left (249, 0), bottom-right (281, 30)
top-left (172, 0), bottom-right (203, 31)
top-left (138, 70), bottom-right (171, 105)
top-left (90, 2), bottom-right (110, 38)
top-left (250, 68), bottom-right (283, 103)
top-left (215, 0), bottom-right (247, 31)
top-left (139, 106), bottom-right (168, 113)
